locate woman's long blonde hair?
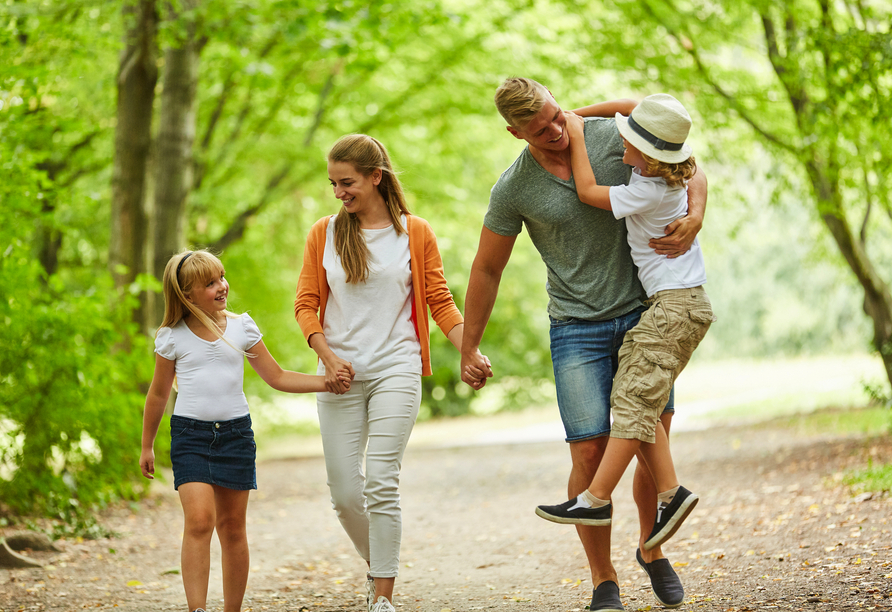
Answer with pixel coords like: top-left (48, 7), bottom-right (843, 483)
top-left (158, 249), bottom-right (249, 357)
top-left (328, 134), bottom-right (411, 284)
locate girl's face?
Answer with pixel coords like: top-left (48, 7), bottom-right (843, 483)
top-left (621, 137), bottom-right (648, 170)
top-left (187, 269), bottom-right (229, 316)
top-left (327, 160), bottom-right (383, 216)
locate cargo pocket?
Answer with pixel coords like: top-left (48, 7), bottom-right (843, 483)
top-left (629, 347), bottom-right (679, 409)
top-left (681, 308), bottom-right (715, 352)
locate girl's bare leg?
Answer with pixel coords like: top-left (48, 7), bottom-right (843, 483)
top-left (214, 486), bottom-right (251, 612)
top-left (178, 483), bottom-right (217, 611)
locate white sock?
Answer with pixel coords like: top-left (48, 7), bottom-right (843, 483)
top-left (580, 489), bottom-right (610, 508)
top-left (658, 486), bottom-right (680, 506)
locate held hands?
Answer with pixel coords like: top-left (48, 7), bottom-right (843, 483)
top-left (323, 353), bottom-right (355, 394)
top-left (139, 448), bottom-right (155, 480)
top-left (649, 213), bottom-right (702, 258)
top-left (461, 349), bottom-right (493, 390)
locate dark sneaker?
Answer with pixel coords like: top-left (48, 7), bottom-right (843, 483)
top-left (643, 486), bottom-right (698, 550)
top-left (636, 548), bottom-right (684, 608)
top-left (535, 498), bottom-right (611, 526)
top-left (589, 580), bottom-right (624, 611)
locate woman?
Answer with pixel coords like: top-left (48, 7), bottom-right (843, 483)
top-left (294, 134), bottom-right (484, 612)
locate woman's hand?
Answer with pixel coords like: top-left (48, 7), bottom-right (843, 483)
top-left (140, 448), bottom-right (155, 479)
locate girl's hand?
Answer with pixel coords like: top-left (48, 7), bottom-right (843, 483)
top-left (140, 448), bottom-right (155, 479)
top-left (322, 354), bottom-right (354, 394)
top-left (336, 367), bottom-right (353, 391)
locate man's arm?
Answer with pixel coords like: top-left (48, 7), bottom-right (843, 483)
top-left (461, 227), bottom-right (516, 389)
top-left (649, 168), bottom-right (707, 258)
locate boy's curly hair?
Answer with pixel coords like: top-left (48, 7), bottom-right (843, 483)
top-left (641, 154), bottom-right (697, 188)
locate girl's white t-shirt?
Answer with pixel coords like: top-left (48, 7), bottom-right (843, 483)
top-left (321, 214), bottom-right (422, 380)
top-left (609, 170), bottom-right (707, 297)
top-left (154, 313), bottom-right (263, 421)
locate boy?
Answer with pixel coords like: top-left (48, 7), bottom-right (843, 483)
top-left (537, 94), bottom-right (715, 558)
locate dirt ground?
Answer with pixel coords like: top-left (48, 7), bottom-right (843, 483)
top-left (2, 413), bottom-right (891, 612)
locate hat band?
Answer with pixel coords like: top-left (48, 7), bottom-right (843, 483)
top-left (627, 116), bottom-right (684, 152)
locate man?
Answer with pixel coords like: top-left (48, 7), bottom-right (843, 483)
top-left (460, 78), bottom-right (706, 611)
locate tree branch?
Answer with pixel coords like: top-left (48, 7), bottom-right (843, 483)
top-left (646, 0), bottom-right (801, 155)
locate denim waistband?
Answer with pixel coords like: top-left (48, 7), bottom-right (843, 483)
top-left (170, 414), bottom-right (252, 431)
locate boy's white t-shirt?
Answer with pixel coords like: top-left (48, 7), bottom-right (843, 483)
top-left (320, 214), bottom-right (422, 380)
top-left (154, 313), bottom-right (263, 421)
top-left (609, 170), bottom-right (707, 297)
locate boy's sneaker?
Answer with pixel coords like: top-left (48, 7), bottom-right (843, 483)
top-left (366, 573), bottom-right (376, 611)
top-left (589, 580), bottom-right (624, 611)
top-left (370, 596), bottom-right (396, 612)
top-left (636, 548), bottom-right (684, 608)
top-left (535, 498), bottom-right (612, 526)
top-left (643, 485), bottom-right (698, 551)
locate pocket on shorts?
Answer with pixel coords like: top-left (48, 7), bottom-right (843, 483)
top-left (170, 424), bottom-right (189, 438)
top-left (682, 307), bottom-right (715, 352)
top-left (629, 346), bottom-right (678, 409)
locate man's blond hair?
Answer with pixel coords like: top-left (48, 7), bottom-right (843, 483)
top-left (494, 77), bottom-right (552, 128)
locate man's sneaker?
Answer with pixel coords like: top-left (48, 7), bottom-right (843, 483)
top-left (370, 596), bottom-right (396, 612)
top-left (636, 548), bottom-right (684, 608)
top-left (366, 573), bottom-right (376, 612)
top-left (589, 580), bottom-right (624, 611)
top-left (643, 486), bottom-right (698, 550)
top-left (535, 498), bottom-right (612, 526)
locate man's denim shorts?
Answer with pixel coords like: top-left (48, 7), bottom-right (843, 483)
top-left (549, 308), bottom-right (674, 443)
top-left (169, 414), bottom-right (257, 491)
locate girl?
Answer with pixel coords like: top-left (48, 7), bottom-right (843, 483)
top-left (295, 134), bottom-right (485, 612)
top-left (140, 249), bottom-right (349, 612)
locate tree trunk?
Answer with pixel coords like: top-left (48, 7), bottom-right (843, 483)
top-left (110, 0), bottom-right (158, 332)
top-left (805, 161), bottom-right (892, 389)
top-left (150, 0), bottom-right (201, 328)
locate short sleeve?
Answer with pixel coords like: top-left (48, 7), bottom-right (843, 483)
top-left (484, 180), bottom-right (524, 237)
top-left (154, 327), bottom-right (176, 360)
top-left (241, 313), bottom-right (263, 350)
top-left (609, 180), bottom-right (663, 220)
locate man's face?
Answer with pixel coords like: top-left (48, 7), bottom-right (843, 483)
top-left (508, 98), bottom-right (568, 151)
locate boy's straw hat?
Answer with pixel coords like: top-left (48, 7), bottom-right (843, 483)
top-left (615, 94), bottom-right (693, 164)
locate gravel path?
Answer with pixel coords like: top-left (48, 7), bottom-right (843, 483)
top-left (2, 414), bottom-right (890, 612)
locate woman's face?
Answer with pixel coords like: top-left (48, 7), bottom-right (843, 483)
top-left (328, 160), bottom-right (382, 216)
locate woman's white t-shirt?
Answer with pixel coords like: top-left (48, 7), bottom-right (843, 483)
top-left (609, 170), bottom-right (707, 297)
top-left (154, 313), bottom-right (263, 421)
top-left (321, 215), bottom-right (421, 380)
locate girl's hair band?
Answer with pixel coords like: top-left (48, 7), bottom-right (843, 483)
top-left (176, 252), bottom-right (193, 283)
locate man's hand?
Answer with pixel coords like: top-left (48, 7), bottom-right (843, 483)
top-left (649, 213), bottom-right (702, 258)
top-left (461, 350), bottom-right (493, 390)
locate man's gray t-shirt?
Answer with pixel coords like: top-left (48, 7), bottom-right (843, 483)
top-left (485, 117), bottom-right (646, 321)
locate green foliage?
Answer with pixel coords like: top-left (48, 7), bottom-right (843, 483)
top-left (1, 4), bottom-right (151, 526)
top-left (844, 460), bottom-right (892, 495)
top-left (0, 234), bottom-right (152, 524)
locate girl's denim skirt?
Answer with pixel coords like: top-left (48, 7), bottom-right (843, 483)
top-left (169, 414), bottom-right (257, 491)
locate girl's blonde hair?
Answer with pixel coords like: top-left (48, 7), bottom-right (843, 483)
top-left (641, 153), bottom-right (698, 188)
top-left (328, 134), bottom-right (411, 284)
top-left (158, 250), bottom-right (250, 356)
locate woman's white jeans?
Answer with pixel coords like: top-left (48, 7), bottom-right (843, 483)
top-left (316, 373), bottom-right (421, 578)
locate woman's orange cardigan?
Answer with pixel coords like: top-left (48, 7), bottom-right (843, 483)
top-left (294, 214), bottom-right (464, 377)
